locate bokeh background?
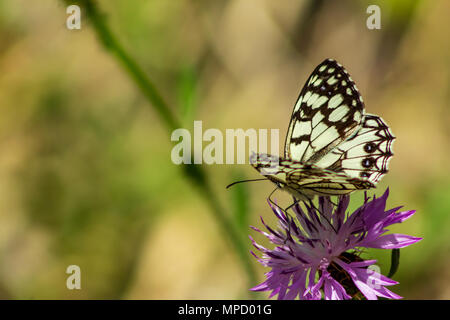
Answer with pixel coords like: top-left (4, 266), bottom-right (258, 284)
top-left (0, 0), bottom-right (448, 299)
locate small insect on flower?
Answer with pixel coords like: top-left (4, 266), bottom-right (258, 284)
top-left (250, 189), bottom-right (421, 300)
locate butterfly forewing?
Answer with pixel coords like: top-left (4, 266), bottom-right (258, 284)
top-left (284, 59), bottom-right (365, 164)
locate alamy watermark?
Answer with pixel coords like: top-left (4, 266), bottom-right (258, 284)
top-left (171, 121), bottom-right (279, 166)
top-left (366, 5), bottom-right (381, 29)
top-left (66, 5), bottom-right (81, 30)
top-left (66, 265), bottom-right (81, 290)
top-left (367, 264), bottom-right (383, 290)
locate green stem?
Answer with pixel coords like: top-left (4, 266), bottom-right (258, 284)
top-left (183, 165), bottom-right (256, 286)
top-left (69, 0), bottom-right (179, 131)
top-left (387, 248), bottom-right (400, 278)
top-left (63, 0), bottom-right (257, 291)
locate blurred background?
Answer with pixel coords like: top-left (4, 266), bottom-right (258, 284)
top-left (0, 0), bottom-right (448, 299)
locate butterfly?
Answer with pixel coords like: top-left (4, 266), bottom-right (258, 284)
top-left (250, 58), bottom-right (395, 202)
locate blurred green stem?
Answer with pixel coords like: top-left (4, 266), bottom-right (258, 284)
top-left (62, 0), bottom-right (256, 290)
top-left (66, 0), bottom-right (178, 131)
top-left (387, 249), bottom-right (400, 278)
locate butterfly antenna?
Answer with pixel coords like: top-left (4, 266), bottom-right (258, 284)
top-left (226, 178), bottom-right (268, 189)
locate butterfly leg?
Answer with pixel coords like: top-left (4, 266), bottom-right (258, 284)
top-left (284, 197), bottom-right (302, 212)
top-left (282, 197), bottom-right (302, 243)
top-left (282, 193), bottom-right (313, 244)
top-left (267, 186), bottom-right (281, 210)
top-left (266, 187), bottom-right (296, 243)
top-left (306, 198), bottom-right (338, 234)
top-left (328, 196), bottom-right (339, 207)
top-left (267, 186), bottom-right (294, 221)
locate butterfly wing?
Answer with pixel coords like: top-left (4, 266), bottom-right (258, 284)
top-left (250, 59), bottom-right (395, 200)
top-left (286, 164), bottom-right (374, 197)
top-left (314, 114), bottom-right (395, 184)
top-left (250, 153), bottom-right (374, 200)
top-left (284, 59), bottom-right (365, 164)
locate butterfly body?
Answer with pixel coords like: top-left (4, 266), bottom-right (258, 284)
top-left (250, 153), bottom-right (374, 201)
top-left (251, 59), bottom-right (395, 200)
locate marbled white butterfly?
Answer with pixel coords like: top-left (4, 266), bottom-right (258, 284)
top-left (250, 59), bottom-right (395, 201)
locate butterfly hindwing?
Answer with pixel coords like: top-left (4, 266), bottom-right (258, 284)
top-left (285, 59), bottom-right (365, 164)
top-left (250, 153), bottom-right (374, 200)
top-left (286, 164), bottom-right (374, 197)
top-left (315, 114), bottom-right (395, 184)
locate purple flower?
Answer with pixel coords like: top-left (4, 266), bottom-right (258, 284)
top-left (250, 189), bottom-right (421, 300)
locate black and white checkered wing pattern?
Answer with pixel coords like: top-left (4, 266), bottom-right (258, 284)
top-left (315, 114), bottom-right (395, 184)
top-left (284, 59), bottom-right (365, 164)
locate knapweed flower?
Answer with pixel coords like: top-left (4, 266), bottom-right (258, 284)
top-left (250, 189), bottom-right (421, 300)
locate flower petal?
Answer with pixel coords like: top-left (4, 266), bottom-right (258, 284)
top-left (361, 233), bottom-right (422, 249)
top-left (251, 188), bottom-right (420, 300)
top-left (322, 271), bottom-right (351, 300)
top-left (337, 260), bottom-right (402, 300)
top-left (385, 210), bottom-right (416, 226)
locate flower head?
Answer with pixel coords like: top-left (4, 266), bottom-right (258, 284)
top-left (250, 189), bottom-right (421, 300)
